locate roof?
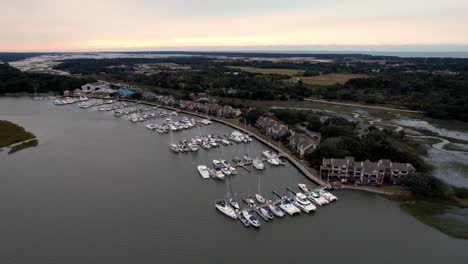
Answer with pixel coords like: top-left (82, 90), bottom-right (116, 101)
top-left (117, 88), bottom-right (136, 96)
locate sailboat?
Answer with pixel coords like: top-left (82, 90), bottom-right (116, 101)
top-left (255, 172), bottom-right (266, 203)
top-left (226, 176), bottom-right (240, 209)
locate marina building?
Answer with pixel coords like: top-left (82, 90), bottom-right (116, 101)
top-left (320, 157), bottom-right (416, 185)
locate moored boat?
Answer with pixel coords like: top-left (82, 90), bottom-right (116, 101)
top-left (215, 200), bottom-right (237, 219)
top-left (242, 210), bottom-right (261, 228)
top-left (197, 165), bottom-right (210, 179)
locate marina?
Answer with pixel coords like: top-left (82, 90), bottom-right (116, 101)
top-left (1, 96), bottom-right (467, 263)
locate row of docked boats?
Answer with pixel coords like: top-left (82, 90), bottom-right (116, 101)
top-left (169, 131), bottom-right (251, 154)
top-left (54, 96), bottom-right (89, 105)
top-left (148, 117), bottom-right (202, 133)
top-left (97, 102), bottom-right (137, 112)
top-left (215, 184), bottom-right (338, 228)
top-left (78, 99), bottom-right (114, 109)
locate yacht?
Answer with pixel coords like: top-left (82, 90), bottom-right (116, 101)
top-left (215, 200), bottom-right (237, 220)
top-left (268, 202), bottom-right (285, 217)
top-left (229, 166), bottom-right (238, 175)
top-left (221, 167), bottom-right (231, 176)
top-left (221, 139), bottom-right (231, 145)
top-left (243, 155), bottom-right (252, 162)
top-left (213, 160), bottom-right (222, 169)
top-left (319, 189), bottom-right (338, 202)
top-left (229, 198), bottom-right (240, 210)
top-left (252, 159), bottom-right (264, 170)
top-left (293, 193), bottom-right (317, 213)
top-left (308, 191), bottom-right (329, 206)
top-left (255, 194), bottom-right (266, 204)
top-left (188, 143), bottom-right (199, 152)
top-left (246, 198), bottom-right (256, 206)
top-left (197, 165), bottom-right (210, 179)
top-left (267, 158), bottom-right (280, 166)
top-left (242, 210), bottom-right (261, 228)
top-left (213, 168), bottom-right (225, 180)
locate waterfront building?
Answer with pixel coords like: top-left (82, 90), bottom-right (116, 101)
top-left (320, 156), bottom-right (416, 185)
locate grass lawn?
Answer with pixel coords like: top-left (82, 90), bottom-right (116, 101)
top-left (400, 200), bottom-right (468, 239)
top-left (291, 73), bottom-right (369, 85)
top-left (0, 120), bottom-right (36, 148)
top-left (226, 66), bottom-right (304, 76)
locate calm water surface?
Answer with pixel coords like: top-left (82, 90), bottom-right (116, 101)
top-left (0, 97), bottom-right (467, 264)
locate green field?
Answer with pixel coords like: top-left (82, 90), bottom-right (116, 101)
top-left (226, 66), bottom-right (304, 76)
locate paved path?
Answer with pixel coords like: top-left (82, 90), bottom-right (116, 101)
top-left (304, 98), bottom-right (423, 113)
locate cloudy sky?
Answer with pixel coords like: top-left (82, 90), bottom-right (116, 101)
top-left (1, 0), bottom-right (467, 51)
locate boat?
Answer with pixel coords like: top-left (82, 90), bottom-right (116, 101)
top-left (255, 194), bottom-right (266, 204)
top-left (252, 159), bottom-right (264, 170)
top-left (197, 165), bottom-right (210, 179)
top-left (221, 167), bottom-right (231, 176)
top-left (246, 198), bottom-right (256, 206)
top-left (308, 191), bottom-right (329, 206)
top-left (298, 183), bottom-right (310, 193)
top-left (242, 210), bottom-right (261, 228)
top-left (213, 168), bottom-right (225, 180)
top-left (221, 139), bottom-right (230, 145)
top-left (229, 198), bottom-right (240, 210)
top-left (236, 210), bottom-right (250, 227)
top-left (215, 200), bottom-right (237, 219)
top-left (279, 198), bottom-right (301, 216)
top-left (243, 155), bottom-right (252, 162)
top-left (188, 143), bottom-right (199, 152)
top-left (229, 166), bottom-right (238, 175)
top-left (146, 124), bottom-right (157, 130)
top-left (267, 158), bottom-right (280, 166)
top-left (262, 150), bottom-right (277, 159)
top-left (319, 189), bottom-right (338, 202)
top-left (260, 207), bottom-right (274, 220)
top-left (213, 160), bottom-right (222, 168)
top-left (169, 144), bottom-right (180, 153)
top-left (268, 202), bottom-right (285, 217)
top-left (293, 193), bottom-right (317, 213)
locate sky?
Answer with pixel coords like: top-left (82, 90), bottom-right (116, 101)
top-left (1, 0), bottom-right (468, 52)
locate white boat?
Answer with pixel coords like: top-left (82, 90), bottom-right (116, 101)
top-left (146, 124), bottom-right (157, 130)
top-left (319, 189), bottom-right (338, 202)
top-left (214, 169), bottom-right (225, 180)
top-left (252, 159), bottom-right (264, 170)
top-left (262, 150), bottom-right (277, 159)
top-left (213, 160), bottom-right (222, 168)
top-left (229, 198), bottom-right (240, 210)
top-left (221, 139), bottom-right (230, 145)
top-left (197, 165), bottom-right (210, 179)
top-left (242, 210), bottom-right (261, 228)
top-left (255, 194), bottom-right (266, 204)
top-left (221, 167), bottom-right (231, 176)
top-left (237, 210), bottom-right (250, 227)
top-left (215, 200), bottom-right (237, 219)
top-left (279, 198), bottom-right (301, 216)
top-left (169, 144), bottom-right (180, 153)
top-left (293, 193), bottom-right (317, 213)
top-left (268, 202), bottom-right (285, 217)
top-left (246, 198), bottom-right (256, 206)
top-left (188, 143), bottom-right (199, 152)
top-left (260, 207), bottom-right (274, 220)
top-left (298, 183), bottom-right (310, 193)
top-left (267, 158), bottom-right (280, 166)
top-left (229, 166), bottom-right (238, 175)
top-left (308, 191), bottom-right (330, 206)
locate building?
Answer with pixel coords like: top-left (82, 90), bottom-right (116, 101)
top-left (289, 132), bottom-right (320, 159)
top-left (320, 157), bottom-right (416, 185)
top-left (256, 116), bottom-right (290, 140)
top-left (80, 82), bottom-right (110, 93)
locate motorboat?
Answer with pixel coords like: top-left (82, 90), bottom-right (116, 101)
top-left (213, 168), bottom-right (225, 180)
top-left (242, 210), bottom-right (261, 228)
top-left (169, 144), bottom-right (180, 153)
top-left (308, 191), bottom-right (329, 206)
top-left (267, 158), bottom-right (280, 166)
top-left (243, 155), bottom-right (252, 162)
top-left (188, 143), bottom-right (199, 152)
top-left (262, 150), bottom-right (277, 159)
top-left (293, 193), bottom-right (317, 213)
top-left (213, 160), bottom-right (222, 169)
top-left (221, 167), bottom-right (231, 176)
top-left (319, 189), bottom-right (338, 202)
top-left (229, 166), bottom-right (238, 175)
top-left (252, 159), bottom-right (264, 170)
top-left (259, 207), bottom-right (274, 220)
top-left (229, 198), bottom-right (240, 210)
top-left (221, 139), bottom-right (231, 145)
top-left (146, 124), bottom-right (157, 130)
top-left (197, 165), bottom-right (210, 179)
top-left (298, 183), bottom-right (310, 193)
top-left (215, 200), bottom-right (237, 220)
top-left (246, 198), bottom-right (256, 206)
top-left (237, 210), bottom-right (250, 227)
top-left (255, 194), bottom-right (266, 204)
top-left (268, 202), bottom-right (285, 217)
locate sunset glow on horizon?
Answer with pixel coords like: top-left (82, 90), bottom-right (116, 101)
top-left (1, 0), bottom-right (468, 52)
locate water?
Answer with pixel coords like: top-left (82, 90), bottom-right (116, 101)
top-left (0, 97), bottom-right (467, 264)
